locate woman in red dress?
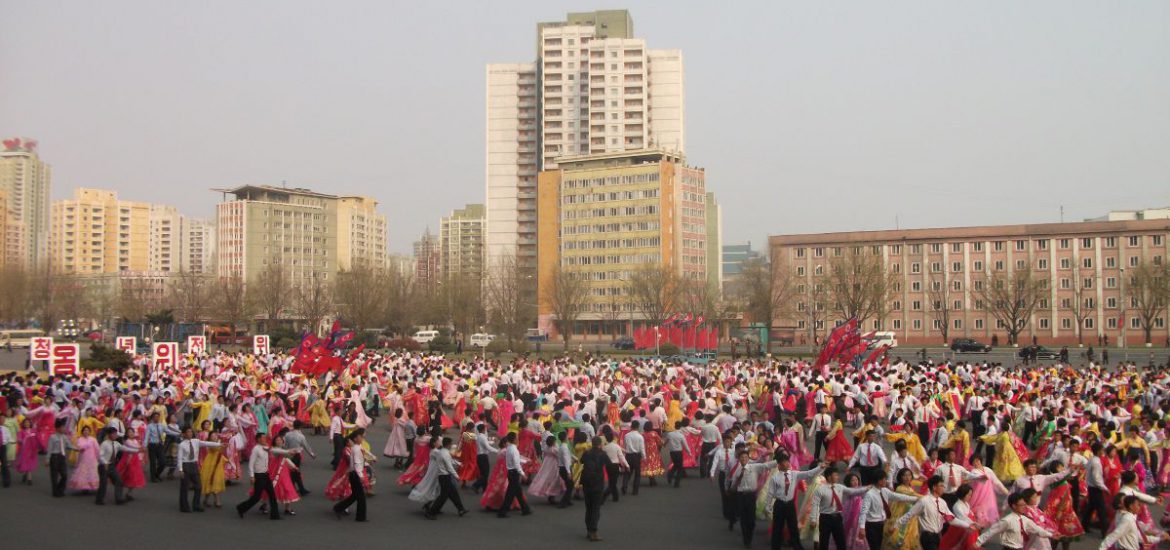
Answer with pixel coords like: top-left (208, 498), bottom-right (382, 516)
top-left (641, 426), bottom-right (665, 486)
top-left (479, 456), bottom-right (520, 511)
top-left (456, 426), bottom-right (479, 487)
top-left (116, 421), bottom-right (147, 498)
top-left (517, 420), bottom-right (541, 479)
top-left (939, 484), bottom-right (980, 550)
top-left (397, 431), bottom-right (433, 486)
top-left (1043, 462), bottom-right (1084, 550)
top-left (824, 415), bottom-right (854, 465)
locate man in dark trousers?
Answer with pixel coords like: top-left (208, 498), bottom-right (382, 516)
top-left (496, 432), bottom-right (532, 518)
top-left (472, 422), bottom-right (497, 493)
top-left (236, 433), bottom-right (293, 520)
top-left (46, 419), bottom-right (75, 496)
top-left (332, 429), bottom-right (369, 521)
top-left (176, 427), bottom-right (220, 512)
top-left (580, 436), bottom-right (611, 542)
top-left (425, 437), bottom-right (468, 519)
top-left (621, 421), bottom-right (645, 496)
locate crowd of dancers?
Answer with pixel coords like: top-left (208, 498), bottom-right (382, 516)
top-left (1, 348), bottom-right (1170, 549)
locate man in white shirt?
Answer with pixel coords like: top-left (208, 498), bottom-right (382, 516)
top-left (621, 421), bottom-right (646, 496)
top-left (425, 436), bottom-right (467, 519)
top-left (600, 431), bottom-right (628, 503)
top-left (726, 449), bottom-right (778, 548)
top-left (857, 476), bottom-right (919, 549)
top-left (497, 432), bottom-right (532, 518)
top-left (847, 430), bottom-right (888, 484)
top-left (766, 454), bottom-right (825, 550)
top-left (810, 467), bottom-right (868, 549)
top-left (472, 423), bottom-right (498, 493)
top-left (697, 413), bottom-right (721, 477)
top-left (236, 433), bottom-right (296, 520)
top-left (887, 439), bottom-right (922, 486)
top-left (332, 429), bottom-right (369, 522)
top-left (96, 427), bottom-right (139, 506)
top-left (937, 448), bottom-right (984, 508)
top-left (896, 476), bottom-right (967, 550)
top-left (176, 426), bottom-right (220, 512)
top-left (810, 404), bottom-right (832, 460)
top-left (977, 493), bottom-right (1055, 550)
top-left (1080, 442), bottom-right (1110, 537)
top-left (1100, 495), bottom-right (1166, 550)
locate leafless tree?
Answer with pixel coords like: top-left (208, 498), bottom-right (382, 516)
top-left (1068, 260), bottom-right (1096, 345)
top-left (1127, 260), bottom-right (1169, 345)
top-left (252, 262), bottom-right (293, 332)
top-left (975, 268), bottom-right (1045, 346)
top-left (799, 274), bottom-right (830, 347)
top-left (294, 274), bottom-right (334, 337)
top-left (168, 270), bottom-right (211, 323)
top-left (212, 275), bottom-right (253, 339)
top-left (738, 258), bottom-right (798, 353)
top-left (623, 264), bottom-right (684, 328)
top-left (0, 265), bottom-right (32, 325)
top-left (385, 268), bottom-right (421, 337)
top-left (926, 276), bottom-right (953, 344)
top-left (825, 248), bottom-right (897, 329)
top-left (484, 253), bottom-right (533, 347)
top-left (441, 273), bottom-right (485, 342)
top-left (334, 264), bottom-right (390, 333)
top-left (544, 264), bottom-right (591, 350)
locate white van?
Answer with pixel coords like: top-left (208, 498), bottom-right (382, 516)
top-left (869, 331), bottom-right (898, 349)
top-left (469, 333), bottom-right (496, 348)
top-left (412, 330), bottom-right (440, 344)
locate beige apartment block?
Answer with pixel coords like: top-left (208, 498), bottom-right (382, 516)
top-left (440, 203), bottom-right (485, 281)
top-left (770, 219), bottom-right (1170, 347)
top-left (50, 188), bottom-right (150, 274)
top-left (0, 138), bottom-right (51, 269)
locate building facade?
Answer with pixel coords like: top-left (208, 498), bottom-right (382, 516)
top-left (536, 149), bottom-right (709, 339)
top-left (214, 185), bottom-right (340, 286)
top-left (179, 217), bottom-right (216, 275)
top-left (485, 10), bottom-right (686, 284)
top-left (440, 203), bottom-right (485, 281)
top-left (769, 219), bottom-right (1170, 346)
top-left (149, 204), bottom-right (181, 273)
top-left (0, 138), bottom-right (51, 270)
top-left (336, 196), bottom-right (388, 270)
top-left (721, 242), bottom-right (761, 295)
top-left (49, 188), bottom-right (150, 274)
top-left (705, 192), bottom-right (723, 293)
top-left (412, 229), bottom-right (441, 291)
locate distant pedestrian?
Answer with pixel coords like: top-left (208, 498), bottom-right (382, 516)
top-left (579, 436), bottom-right (611, 542)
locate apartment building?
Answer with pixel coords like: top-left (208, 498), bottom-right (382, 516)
top-left (440, 203), bottom-right (486, 281)
top-left (486, 10), bottom-right (686, 283)
top-left (770, 219), bottom-right (1170, 346)
top-left (179, 217), bottom-right (216, 275)
top-left (0, 138), bottom-right (51, 269)
top-left (49, 188), bottom-right (150, 274)
top-left (336, 196), bottom-right (387, 270)
top-left (149, 204), bottom-right (181, 273)
top-left (536, 149), bottom-right (709, 339)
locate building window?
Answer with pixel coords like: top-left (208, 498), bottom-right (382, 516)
top-left (1104, 237), bottom-right (1116, 248)
top-left (1060, 258), bottom-right (1071, 269)
top-left (911, 262), bottom-right (921, 274)
top-left (994, 260), bottom-right (1004, 271)
top-left (1082, 238), bottom-right (1093, 249)
top-left (796, 266), bottom-right (805, 276)
top-left (1082, 257), bottom-right (1092, 269)
top-left (930, 243), bottom-right (942, 254)
top-left (1037, 258), bottom-right (1048, 269)
top-left (912, 319), bottom-right (922, 330)
top-left (1059, 239), bottom-right (1071, 249)
top-left (993, 241), bottom-right (1005, 252)
top-left (972, 242), bottom-right (983, 252)
top-left (892, 263), bottom-right (902, 273)
top-left (1015, 240), bottom-right (1026, 251)
top-left (953, 319), bottom-right (963, 330)
top-left (975, 319), bottom-right (984, 329)
top-left (814, 265), bottom-right (823, 275)
top-left (973, 260), bottom-right (983, 272)
top-left (1016, 260), bottom-right (1026, 270)
top-left (795, 248), bottom-right (805, 258)
top-left (952, 261), bottom-right (962, 272)
top-left (892, 300), bottom-right (902, 311)
top-left (892, 319), bottom-right (902, 330)
top-left (911, 300), bottom-right (922, 311)
top-left (1106, 257), bottom-right (1116, 268)
top-left (952, 280), bottom-right (962, 291)
top-left (911, 281), bottom-right (922, 292)
top-left (1129, 236), bottom-right (1141, 247)
top-left (951, 243), bottom-right (962, 253)
top-left (1039, 318), bottom-right (1050, 329)
top-left (1036, 239), bottom-right (1049, 250)
top-left (1084, 318), bottom-right (1094, 329)
top-left (1060, 318), bottom-right (1071, 330)
top-left (814, 247), bottom-right (823, 257)
top-left (1154, 235), bottom-right (1164, 246)
top-left (931, 262), bottom-right (942, 273)
top-left (1107, 318), bottom-right (1117, 329)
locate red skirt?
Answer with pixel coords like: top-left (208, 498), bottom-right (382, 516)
top-left (939, 525), bottom-right (979, 550)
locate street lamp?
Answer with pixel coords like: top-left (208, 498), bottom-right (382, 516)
top-left (1120, 266), bottom-right (1126, 360)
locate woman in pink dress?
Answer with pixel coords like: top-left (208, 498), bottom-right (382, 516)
top-left (382, 408), bottom-right (410, 469)
top-left (238, 404), bottom-right (258, 460)
top-left (14, 418), bottom-right (42, 484)
top-left (517, 419), bottom-right (542, 478)
top-left (270, 433), bottom-right (301, 515)
top-left (68, 426), bottom-right (100, 493)
top-left (528, 435), bottom-right (565, 502)
top-left (841, 472), bottom-right (869, 550)
top-left (966, 454), bottom-right (1009, 525)
top-left (479, 456), bottom-right (521, 511)
top-left (397, 430), bottom-right (432, 486)
top-left (116, 424), bottom-right (147, 497)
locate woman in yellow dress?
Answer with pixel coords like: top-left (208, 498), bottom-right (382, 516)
top-left (886, 429), bottom-right (927, 463)
top-left (307, 397), bottom-right (330, 435)
top-left (978, 419), bottom-right (1025, 483)
top-left (570, 430), bottom-right (592, 490)
top-left (200, 429), bottom-right (228, 507)
top-left (883, 467), bottom-right (922, 550)
top-left (75, 409), bottom-right (105, 438)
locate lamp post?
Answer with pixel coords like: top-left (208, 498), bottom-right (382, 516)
top-left (1120, 266), bottom-right (1127, 362)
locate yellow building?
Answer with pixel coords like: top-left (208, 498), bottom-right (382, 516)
top-left (50, 188), bottom-right (150, 274)
top-left (536, 149), bottom-right (709, 339)
top-left (336, 196), bottom-right (387, 270)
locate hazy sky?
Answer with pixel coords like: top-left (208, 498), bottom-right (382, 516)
top-left (2, 1), bottom-right (1167, 253)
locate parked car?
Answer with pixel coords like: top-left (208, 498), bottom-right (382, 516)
top-left (1017, 345), bottom-right (1059, 360)
top-left (611, 336), bottom-right (635, 350)
top-left (950, 338), bottom-right (992, 353)
top-left (525, 328), bottom-right (549, 342)
top-left (469, 333), bottom-right (496, 348)
top-left (867, 331), bottom-right (898, 349)
top-left (411, 330), bottom-right (440, 344)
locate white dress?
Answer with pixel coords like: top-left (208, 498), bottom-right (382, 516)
top-left (407, 449), bottom-right (442, 504)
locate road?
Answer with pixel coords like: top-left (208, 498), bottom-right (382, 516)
top-left (0, 415), bottom-right (1156, 550)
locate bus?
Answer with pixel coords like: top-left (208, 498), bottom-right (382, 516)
top-left (0, 329), bottom-right (47, 348)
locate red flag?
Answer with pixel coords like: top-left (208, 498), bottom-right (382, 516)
top-left (695, 316), bottom-right (705, 326)
top-left (864, 344), bottom-right (889, 365)
top-left (710, 327), bottom-right (719, 350)
top-left (345, 344), bottom-right (366, 364)
top-left (670, 325), bottom-right (683, 347)
top-left (663, 313), bottom-right (679, 326)
top-left (683, 326), bottom-right (696, 349)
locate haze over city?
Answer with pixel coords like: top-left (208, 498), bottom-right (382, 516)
top-left (2, 1), bottom-right (1166, 252)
